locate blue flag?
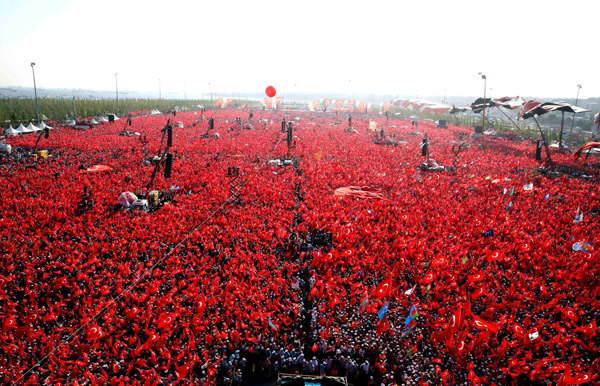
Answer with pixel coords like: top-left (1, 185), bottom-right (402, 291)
top-left (506, 201), bottom-right (513, 211)
top-left (401, 325), bottom-right (415, 337)
top-left (359, 293), bottom-right (368, 314)
top-left (544, 193), bottom-right (550, 200)
top-left (268, 316), bottom-right (278, 331)
top-left (482, 229), bottom-right (494, 238)
top-left (377, 302), bottom-right (389, 321)
top-left (404, 305), bottom-right (418, 326)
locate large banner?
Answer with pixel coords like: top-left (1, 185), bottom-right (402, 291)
top-left (215, 98), bottom-right (234, 108)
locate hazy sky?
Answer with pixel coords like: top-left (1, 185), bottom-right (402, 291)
top-left (0, 0), bottom-right (598, 100)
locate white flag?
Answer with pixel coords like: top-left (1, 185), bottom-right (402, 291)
top-left (528, 331), bottom-right (539, 340)
top-left (404, 284), bottom-right (416, 296)
top-left (574, 207), bottom-right (584, 224)
top-left (592, 112), bottom-right (599, 137)
top-left (523, 183), bottom-right (533, 191)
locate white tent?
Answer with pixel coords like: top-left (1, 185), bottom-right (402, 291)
top-left (90, 118), bottom-right (99, 125)
top-left (67, 120), bottom-right (76, 126)
top-left (26, 122), bottom-right (41, 132)
top-left (5, 125), bottom-right (19, 136)
top-left (38, 121), bottom-right (53, 130)
top-left (99, 116), bottom-right (109, 123)
top-left (16, 123), bottom-right (32, 133)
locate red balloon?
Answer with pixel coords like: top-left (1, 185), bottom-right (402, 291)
top-left (265, 86), bottom-right (276, 97)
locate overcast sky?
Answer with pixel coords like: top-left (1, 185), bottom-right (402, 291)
top-left (0, 0), bottom-right (597, 100)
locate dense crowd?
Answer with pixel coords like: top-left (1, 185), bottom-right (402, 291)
top-left (1, 108), bottom-right (599, 385)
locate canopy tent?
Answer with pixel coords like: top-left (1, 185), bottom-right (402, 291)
top-left (519, 101), bottom-right (589, 120)
top-left (38, 121), bottom-right (53, 130)
top-left (16, 123), bottom-right (33, 133)
top-left (471, 97), bottom-right (523, 114)
top-left (27, 122), bottom-right (42, 132)
top-left (519, 101), bottom-right (589, 148)
top-left (419, 103), bottom-right (452, 116)
top-left (27, 122), bottom-right (43, 131)
top-left (4, 125), bottom-right (19, 136)
top-left (574, 142), bottom-right (600, 160)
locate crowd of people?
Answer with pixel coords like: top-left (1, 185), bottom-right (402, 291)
top-left (0, 108), bottom-right (599, 385)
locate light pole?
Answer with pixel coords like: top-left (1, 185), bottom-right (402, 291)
top-left (568, 84), bottom-right (582, 146)
top-left (31, 62), bottom-right (40, 124)
top-left (115, 73), bottom-right (119, 116)
top-left (443, 89), bottom-right (447, 104)
top-left (480, 73), bottom-right (487, 132)
top-left (159, 78), bottom-right (162, 100)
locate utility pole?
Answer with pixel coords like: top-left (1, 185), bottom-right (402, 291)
top-left (115, 73), bottom-right (119, 116)
top-left (31, 62), bottom-right (40, 123)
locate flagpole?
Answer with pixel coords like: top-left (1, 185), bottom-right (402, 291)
top-left (568, 84), bottom-right (582, 147)
top-left (533, 116), bottom-right (553, 164)
top-left (558, 110), bottom-right (565, 150)
top-left (481, 74), bottom-right (487, 132)
top-left (496, 107), bottom-right (521, 131)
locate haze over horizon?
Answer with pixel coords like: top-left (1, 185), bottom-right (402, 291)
top-left (1, 0), bottom-right (598, 101)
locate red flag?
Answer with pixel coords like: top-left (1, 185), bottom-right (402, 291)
top-left (472, 315), bottom-right (499, 333)
top-left (449, 307), bottom-right (464, 335)
top-left (372, 278), bottom-right (392, 299)
top-left (467, 273), bottom-right (483, 283)
top-left (564, 308), bottom-right (579, 322)
top-left (486, 250), bottom-right (504, 262)
top-left (572, 372), bottom-right (591, 385)
top-left (471, 287), bottom-right (486, 299)
top-left (2, 316), bottom-right (17, 332)
top-left (87, 324), bottom-right (104, 342)
top-left (440, 370), bottom-right (450, 386)
top-left (157, 313), bottom-right (177, 330)
top-left (376, 318), bottom-right (389, 336)
top-left (422, 273), bottom-right (435, 284)
top-left (557, 368), bottom-right (571, 386)
top-left (455, 334), bottom-right (466, 356)
top-left (513, 323), bottom-right (525, 337)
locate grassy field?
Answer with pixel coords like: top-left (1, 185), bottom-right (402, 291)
top-left (0, 98), bottom-right (260, 123)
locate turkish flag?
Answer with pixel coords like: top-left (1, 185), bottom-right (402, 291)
top-left (572, 372), bottom-right (591, 385)
top-left (513, 323), bottom-right (526, 337)
top-left (87, 324), bottom-right (104, 342)
top-left (472, 315), bottom-right (499, 333)
top-left (372, 278), bottom-right (392, 299)
top-left (455, 334), bottom-right (466, 356)
top-left (449, 307), bottom-right (464, 335)
top-left (157, 313), bottom-right (177, 330)
top-left (563, 309), bottom-right (579, 322)
top-left (2, 316), bottom-right (17, 332)
top-left (471, 287), bottom-right (486, 300)
top-left (376, 318), bottom-right (389, 336)
top-left (422, 273), bottom-right (435, 284)
top-left (440, 370), bottom-right (450, 386)
top-left (467, 273), bottom-right (483, 283)
top-left (486, 251), bottom-right (504, 262)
